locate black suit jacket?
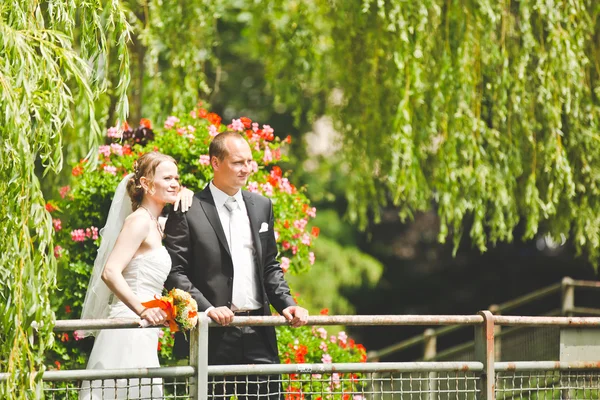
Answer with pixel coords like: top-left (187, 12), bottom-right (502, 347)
top-left (164, 185), bottom-right (295, 358)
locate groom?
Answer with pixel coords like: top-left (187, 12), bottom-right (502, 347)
top-left (164, 131), bottom-right (308, 398)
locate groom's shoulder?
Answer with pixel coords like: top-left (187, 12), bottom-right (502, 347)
top-left (243, 190), bottom-right (271, 206)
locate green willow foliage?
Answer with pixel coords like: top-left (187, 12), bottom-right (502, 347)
top-left (0, 1), bottom-right (130, 397)
top-left (244, 1), bottom-right (600, 262)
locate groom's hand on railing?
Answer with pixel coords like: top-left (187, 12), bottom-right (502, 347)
top-left (282, 306), bottom-right (309, 328)
top-left (206, 306), bottom-right (235, 326)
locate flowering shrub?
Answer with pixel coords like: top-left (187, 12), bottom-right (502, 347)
top-left (45, 104), bottom-right (366, 384)
top-left (278, 309), bottom-right (367, 399)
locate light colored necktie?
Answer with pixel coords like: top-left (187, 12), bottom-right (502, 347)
top-left (224, 197), bottom-right (245, 309)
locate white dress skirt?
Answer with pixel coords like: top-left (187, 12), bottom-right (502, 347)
top-left (79, 247), bottom-right (171, 400)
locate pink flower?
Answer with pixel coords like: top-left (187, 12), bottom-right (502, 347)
top-left (230, 119), bottom-right (245, 132)
top-left (309, 252), bottom-right (315, 265)
top-left (280, 257), bottom-right (290, 273)
top-left (262, 125), bottom-right (274, 136)
top-left (199, 155), bottom-right (210, 166)
top-left (291, 245), bottom-right (298, 255)
top-left (301, 233), bottom-right (311, 246)
top-left (321, 354), bottom-right (332, 364)
top-left (319, 341), bottom-right (328, 352)
top-left (103, 165), bottom-right (117, 175)
top-left (282, 241), bottom-right (291, 250)
top-left (316, 327), bottom-right (328, 339)
top-left (293, 219), bottom-right (308, 231)
top-left (85, 226), bottom-right (99, 240)
top-left (252, 122), bottom-right (259, 132)
top-left (247, 182), bottom-right (259, 193)
top-left (73, 330), bottom-right (83, 341)
top-left (110, 143), bottom-right (123, 156)
top-left (71, 229), bottom-right (86, 242)
top-left (209, 125), bottom-right (219, 137)
top-left (330, 335), bottom-right (337, 343)
top-left (332, 373), bottom-right (341, 388)
top-left (187, 125), bottom-right (196, 133)
top-left (107, 126), bottom-right (121, 139)
top-left (164, 116), bottom-right (180, 129)
top-left (176, 127), bottom-right (187, 136)
top-left (98, 145), bottom-right (111, 157)
top-left (280, 178), bottom-right (293, 194)
top-left (263, 147), bottom-right (272, 164)
top-left (338, 331), bottom-right (348, 345)
top-left (306, 207), bottom-right (317, 218)
top-left (260, 182), bottom-right (273, 197)
top-left (158, 330), bottom-right (165, 338)
top-left (59, 186), bottom-right (70, 199)
top-left (52, 219), bottom-right (62, 231)
top-left (53, 245), bottom-right (63, 258)
top-left (250, 161), bottom-right (258, 173)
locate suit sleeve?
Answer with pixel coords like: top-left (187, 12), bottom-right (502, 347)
top-left (262, 199), bottom-right (296, 313)
top-left (164, 207), bottom-right (213, 311)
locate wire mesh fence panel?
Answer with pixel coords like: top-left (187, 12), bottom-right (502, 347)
top-left (43, 377), bottom-right (192, 400)
top-left (497, 327), bottom-right (560, 362)
top-left (496, 370), bottom-right (600, 399)
top-left (203, 371), bottom-right (480, 399)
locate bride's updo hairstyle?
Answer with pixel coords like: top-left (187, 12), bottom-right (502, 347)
top-left (127, 152), bottom-right (177, 210)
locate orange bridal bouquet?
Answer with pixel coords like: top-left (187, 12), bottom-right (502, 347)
top-left (141, 288), bottom-right (198, 332)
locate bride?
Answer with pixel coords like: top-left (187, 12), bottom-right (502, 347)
top-left (78, 152), bottom-right (193, 399)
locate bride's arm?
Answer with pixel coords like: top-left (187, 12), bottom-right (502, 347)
top-left (101, 213), bottom-right (166, 326)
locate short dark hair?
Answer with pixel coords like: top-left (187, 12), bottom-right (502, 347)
top-left (209, 131), bottom-right (246, 161)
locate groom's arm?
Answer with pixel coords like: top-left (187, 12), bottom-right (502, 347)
top-left (261, 198), bottom-right (296, 313)
top-left (164, 208), bottom-right (212, 311)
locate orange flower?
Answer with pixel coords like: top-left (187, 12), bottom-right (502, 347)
top-left (207, 112), bottom-right (221, 127)
top-left (285, 135), bottom-right (292, 144)
top-left (140, 118), bottom-right (152, 129)
top-left (271, 166), bottom-right (282, 177)
top-left (72, 165), bottom-right (83, 176)
top-left (320, 308), bottom-right (329, 315)
top-left (240, 117), bottom-right (252, 129)
top-left (311, 227), bottom-right (320, 238)
top-left (122, 121), bottom-right (131, 131)
top-left (197, 108), bottom-right (208, 119)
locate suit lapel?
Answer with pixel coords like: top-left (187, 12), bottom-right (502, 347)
top-left (197, 186), bottom-right (231, 258)
top-left (243, 191), bottom-right (263, 273)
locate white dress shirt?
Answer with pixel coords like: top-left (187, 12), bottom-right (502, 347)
top-left (209, 182), bottom-right (262, 311)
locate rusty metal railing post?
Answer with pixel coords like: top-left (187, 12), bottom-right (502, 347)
top-left (561, 277), bottom-right (574, 316)
top-left (189, 312), bottom-right (210, 400)
top-left (475, 310), bottom-right (495, 400)
top-left (489, 304), bottom-right (502, 362)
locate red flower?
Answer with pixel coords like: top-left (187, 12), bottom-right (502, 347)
top-left (320, 308), bottom-right (329, 315)
top-left (45, 203), bottom-right (57, 212)
top-left (65, 305), bottom-right (71, 314)
top-left (122, 121), bottom-right (131, 131)
top-left (245, 130), bottom-right (253, 139)
top-left (311, 227), bottom-right (320, 238)
top-left (285, 135), bottom-right (292, 144)
top-left (140, 118), bottom-right (152, 129)
top-left (71, 165), bottom-right (83, 176)
top-left (157, 341), bottom-right (162, 351)
top-left (197, 108), bottom-right (208, 119)
top-left (122, 145), bottom-right (132, 156)
top-left (284, 220), bottom-right (290, 229)
top-left (271, 166), bottom-right (282, 178)
top-left (54, 361), bottom-right (61, 370)
top-left (60, 333), bottom-right (69, 342)
top-left (240, 117), bottom-right (252, 129)
top-left (207, 113), bottom-right (221, 127)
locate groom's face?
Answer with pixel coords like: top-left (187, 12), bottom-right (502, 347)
top-left (213, 137), bottom-right (253, 196)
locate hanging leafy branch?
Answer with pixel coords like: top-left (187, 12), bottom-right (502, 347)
top-left (0, 0), bottom-right (131, 397)
top-left (243, 0), bottom-right (600, 264)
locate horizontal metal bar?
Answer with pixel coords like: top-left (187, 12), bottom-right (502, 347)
top-left (53, 315), bottom-right (485, 332)
top-left (496, 361), bottom-right (600, 371)
top-left (494, 315), bottom-right (600, 327)
top-left (0, 366), bottom-right (195, 382)
top-left (206, 362), bottom-right (484, 375)
top-left (570, 280), bottom-right (600, 289)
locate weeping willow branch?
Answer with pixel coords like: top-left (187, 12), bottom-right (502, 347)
top-left (0, 1), bottom-right (131, 397)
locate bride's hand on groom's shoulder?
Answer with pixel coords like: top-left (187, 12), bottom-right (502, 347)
top-left (140, 307), bottom-right (168, 326)
top-left (173, 187), bottom-right (194, 212)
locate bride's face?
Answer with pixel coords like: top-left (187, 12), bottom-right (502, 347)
top-left (147, 161), bottom-right (180, 204)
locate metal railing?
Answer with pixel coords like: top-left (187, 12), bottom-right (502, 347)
top-left (3, 312), bottom-right (600, 398)
top-left (367, 277), bottom-right (600, 362)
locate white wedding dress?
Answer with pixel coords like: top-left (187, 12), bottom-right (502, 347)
top-left (79, 247), bottom-right (171, 400)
